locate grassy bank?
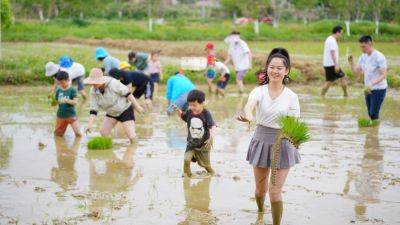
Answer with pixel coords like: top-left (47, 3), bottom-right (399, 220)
top-left (1, 42), bottom-right (399, 88)
top-left (3, 19), bottom-right (400, 42)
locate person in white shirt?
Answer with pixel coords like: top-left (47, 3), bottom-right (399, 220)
top-left (348, 35), bottom-right (388, 121)
top-left (206, 59), bottom-right (231, 96)
top-left (321, 26), bottom-right (348, 97)
top-left (45, 57), bottom-right (88, 100)
top-left (224, 31), bottom-right (252, 93)
top-left (237, 48), bottom-right (300, 224)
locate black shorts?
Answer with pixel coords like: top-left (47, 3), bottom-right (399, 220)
top-left (133, 81), bottom-right (154, 100)
top-left (324, 66), bottom-right (345, 82)
top-left (217, 73), bottom-right (230, 89)
top-left (106, 105), bottom-right (135, 122)
top-left (150, 73), bottom-right (160, 83)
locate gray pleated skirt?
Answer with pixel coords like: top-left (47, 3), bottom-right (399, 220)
top-left (246, 125), bottom-right (301, 169)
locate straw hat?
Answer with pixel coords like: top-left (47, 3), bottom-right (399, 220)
top-left (119, 61), bottom-right (131, 70)
top-left (45, 61), bottom-right (60, 77)
top-left (83, 68), bottom-right (105, 84)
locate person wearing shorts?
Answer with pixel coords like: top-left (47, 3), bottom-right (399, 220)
top-left (84, 68), bottom-right (144, 143)
top-left (148, 51), bottom-right (162, 97)
top-left (224, 31), bottom-right (252, 93)
top-left (214, 60), bottom-right (231, 96)
top-left (321, 26), bottom-right (348, 97)
top-left (109, 68), bottom-right (154, 109)
top-left (173, 90), bottom-right (216, 177)
top-left (53, 71), bottom-right (81, 137)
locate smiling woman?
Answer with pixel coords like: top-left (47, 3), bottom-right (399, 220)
top-left (237, 48), bottom-right (301, 225)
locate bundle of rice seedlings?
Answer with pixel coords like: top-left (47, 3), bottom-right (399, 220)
top-left (48, 94), bottom-right (58, 107)
top-left (363, 87), bottom-right (372, 95)
top-left (271, 116), bottom-right (310, 185)
top-left (358, 118), bottom-right (379, 127)
top-left (87, 137), bottom-right (113, 150)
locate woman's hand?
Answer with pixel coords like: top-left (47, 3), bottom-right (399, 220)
top-left (85, 126), bottom-right (92, 135)
top-left (236, 114), bottom-right (251, 123)
top-left (348, 55), bottom-right (354, 64)
top-left (135, 105), bottom-right (145, 114)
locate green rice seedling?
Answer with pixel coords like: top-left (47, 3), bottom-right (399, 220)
top-left (358, 118), bottom-right (379, 127)
top-left (48, 94), bottom-right (58, 107)
top-left (271, 116), bottom-right (310, 185)
top-left (363, 87), bottom-right (372, 95)
top-left (87, 137), bottom-right (113, 150)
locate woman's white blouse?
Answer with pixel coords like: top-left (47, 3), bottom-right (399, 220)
top-left (248, 85), bottom-right (300, 129)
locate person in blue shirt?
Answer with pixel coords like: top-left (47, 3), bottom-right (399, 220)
top-left (166, 69), bottom-right (195, 115)
top-left (94, 47), bottom-right (120, 75)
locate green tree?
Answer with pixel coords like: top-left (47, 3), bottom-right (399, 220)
top-left (1, 0), bottom-right (14, 29)
top-left (292, 0), bottom-right (318, 24)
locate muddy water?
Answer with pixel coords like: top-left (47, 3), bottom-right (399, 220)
top-left (0, 85), bottom-right (399, 225)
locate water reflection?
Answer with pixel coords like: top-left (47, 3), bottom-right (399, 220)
top-left (179, 177), bottom-right (216, 225)
top-left (343, 127), bottom-right (383, 218)
top-left (51, 136), bottom-right (80, 191)
top-left (86, 144), bottom-right (140, 214)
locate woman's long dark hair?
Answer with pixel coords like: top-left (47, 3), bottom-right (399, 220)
top-left (259, 47), bottom-right (291, 85)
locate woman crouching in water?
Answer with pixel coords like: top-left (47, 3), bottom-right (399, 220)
top-left (237, 48), bottom-right (300, 225)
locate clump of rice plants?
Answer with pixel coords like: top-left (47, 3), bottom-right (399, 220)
top-left (48, 94), bottom-right (58, 106)
top-left (278, 116), bottom-right (310, 148)
top-left (271, 116), bottom-right (310, 185)
top-left (87, 137), bottom-right (113, 150)
top-left (358, 118), bottom-right (379, 127)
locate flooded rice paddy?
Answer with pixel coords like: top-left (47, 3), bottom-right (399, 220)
top-left (0, 85), bottom-right (399, 225)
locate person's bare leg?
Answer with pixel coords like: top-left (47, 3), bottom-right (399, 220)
top-left (71, 120), bottom-right (82, 137)
top-left (145, 99), bottom-right (153, 110)
top-left (340, 77), bottom-right (348, 97)
top-left (217, 88), bottom-right (225, 97)
top-left (100, 117), bottom-right (118, 137)
top-left (269, 168), bottom-right (290, 225)
top-left (321, 81), bottom-right (332, 97)
top-left (121, 120), bottom-right (137, 143)
top-left (253, 167), bottom-right (270, 212)
top-left (154, 83), bottom-right (159, 97)
top-left (237, 80), bottom-right (244, 93)
top-left (207, 79), bottom-right (216, 93)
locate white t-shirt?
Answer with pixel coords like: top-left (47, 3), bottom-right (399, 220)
top-left (228, 40), bottom-right (251, 71)
top-left (323, 35), bottom-right (339, 67)
top-left (61, 62), bottom-right (85, 80)
top-left (358, 50), bottom-right (388, 90)
top-left (248, 85), bottom-right (300, 129)
top-left (215, 61), bottom-right (230, 75)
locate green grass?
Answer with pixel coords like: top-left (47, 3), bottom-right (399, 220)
top-left (87, 137), bottom-right (113, 150)
top-left (357, 118), bottom-right (379, 127)
top-left (1, 42), bottom-right (399, 88)
top-left (278, 116), bottom-right (311, 148)
top-left (4, 19), bottom-right (400, 42)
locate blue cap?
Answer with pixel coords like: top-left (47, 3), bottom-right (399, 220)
top-left (59, 56), bottom-right (73, 68)
top-left (95, 47), bottom-right (108, 60)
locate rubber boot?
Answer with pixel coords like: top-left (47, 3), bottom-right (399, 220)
top-left (183, 160), bottom-right (192, 177)
top-left (271, 201), bottom-right (283, 225)
top-left (321, 87), bottom-right (328, 96)
top-left (255, 194), bottom-right (265, 212)
top-left (342, 85), bottom-right (348, 97)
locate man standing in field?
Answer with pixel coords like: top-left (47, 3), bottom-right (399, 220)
top-left (321, 26), bottom-right (348, 97)
top-left (224, 31), bottom-right (252, 94)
